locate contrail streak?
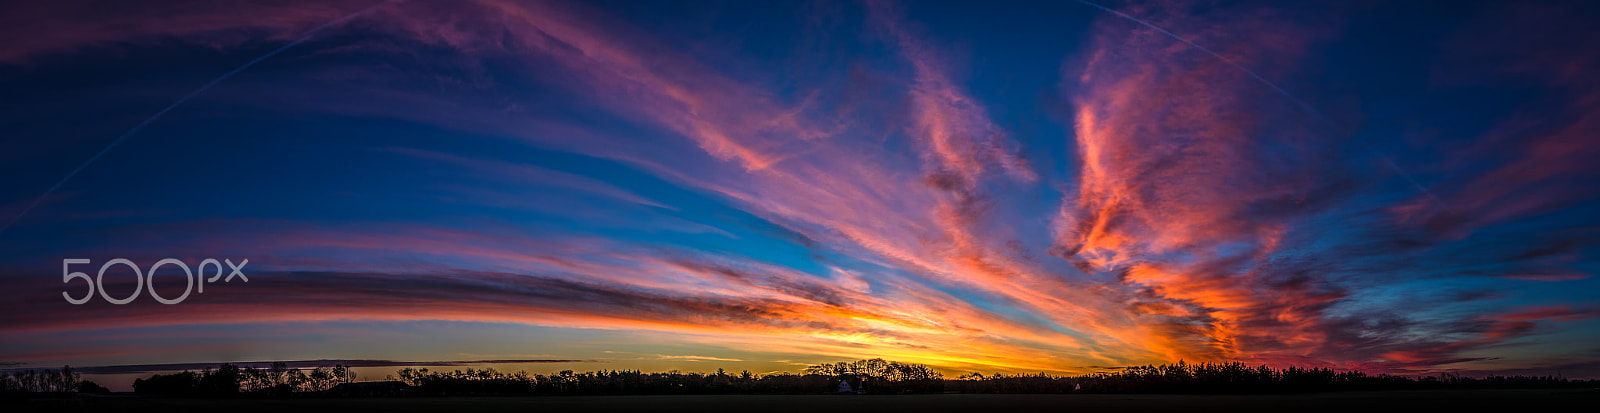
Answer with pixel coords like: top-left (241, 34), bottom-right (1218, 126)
top-left (0, 1), bottom-right (396, 238)
top-left (1072, 0), bottom-right (1315, 115)
top-left (1072, 0), bottom-right (1443, 205)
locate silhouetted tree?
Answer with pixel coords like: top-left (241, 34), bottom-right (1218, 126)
top-left (0, 366), bottom-right (83, 394)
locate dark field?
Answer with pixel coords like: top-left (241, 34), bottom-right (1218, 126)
top-left (11, 389), bottom-right (1599, 413)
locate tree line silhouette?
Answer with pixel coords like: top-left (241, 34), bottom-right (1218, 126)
top-left (949, 361), bottom-right (1597, 394)
top-left (0, 365), bottom-right (107, 395)
top-left (4, 359), bottom-right (1596, 397)
top-left (129, 362), bottom-right (358, 396)
top-left (390, 358), bottom-right (940, 396)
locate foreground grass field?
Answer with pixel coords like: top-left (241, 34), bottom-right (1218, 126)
top-left (11, 389), bottom-right (1598, 412)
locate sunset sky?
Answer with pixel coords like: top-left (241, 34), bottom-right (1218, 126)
top-left (2, 0), bottom-right (1598, 390)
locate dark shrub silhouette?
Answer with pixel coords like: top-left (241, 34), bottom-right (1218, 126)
top-left (76, 380), bottom-right (111, 394)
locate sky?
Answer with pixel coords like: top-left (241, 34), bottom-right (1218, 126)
top-left (2, 0), bottom-right (1599, 390)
